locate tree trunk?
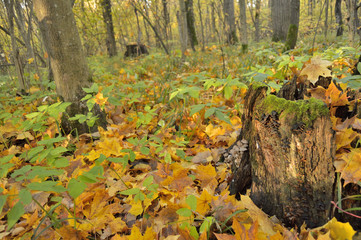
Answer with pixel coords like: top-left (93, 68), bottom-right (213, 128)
top-left (228, 83), bottom-right (335, 228)
top-left (239, 0), bottom-right (248, 52)
top-left (143, 2), bottom-right (151, 46)
top-left (185, 0), bottom-right (198, 50)
top-left (100, 0), bottom-right (117, 57)
top-left (4, 0), bottom-right (27, 93)
top-left (254, 0), bottom-right (261, 42)
top-left (223, 0), bottom-right (238, 44)
top-left (211, 1), bottom-right (217, 42)
top-left (33, 0), bottom-right (106, 134)
top-left (345, 0), bottom-right (361, 42)
top-left (197, 0), bottom-right (205, 51)
top-left (271, 0), bottom-right (290, 42)
top-left (284, 0), bottom-right (300, 50)
top-left (335, 0), bottom-right (343, 36)
top-left (130, 1), bottom-right (169, 55)
top-left (178, 0), bottom-right (188, 59)
top-left (162, 0), bottom-right (170, 45)
top-left (324, 0), bottom-right (329, 38)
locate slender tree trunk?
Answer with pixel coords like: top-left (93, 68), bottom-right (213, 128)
top-left (335, 0), bottom-right (343, 36)
top-left (254, 0), bottom-right (261, 42)
top-left (211, 1), bottom-right (217, 42)
top-left (100, 0), bottom-right (117, 57)
top-left (142, 1), bottom-right (151, 46)
top-left (134, 8), bottom-right (142, 43)
top-left (154, 0), bottom-right (161, 48)
top-left (239, 0), bottom-right (248, 52)
top-left (185, 0), bottom-right (198, 50)
top-left (4, 0), bottom-right (27, 92)
top-left (130, 1), bottom-right (169, 55)
top-left (33, 0), bottom-right (106, 134)
top-left (285, 0), bottom-right (300, 50)
top-left (162, 0), bottom-right (170, 45)
top-left (178, 0), bottom-right (188, 59)
top-left (197, 0), bottom-right (205, 51)
top-left (223, 0), bottom-right (238, 44)
top-left (324, 0), bottom-right (329, 38)
top-left (205, 4), bottom-right (211, 45)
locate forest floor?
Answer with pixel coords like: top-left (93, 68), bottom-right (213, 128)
top-left (0, 38), bottom-right (360, 239)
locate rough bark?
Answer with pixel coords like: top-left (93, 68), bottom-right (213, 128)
top-left (254, 0), bottom-right (261, 42)
top-left (284, 0), bottom-right (300, 50)
top-left (223, 0), bottom-right (238, 44)
top-left (178, 0), bottom-right (188, 59)
top-left (345, 0), bottom-right (361, 41)
top-left (185, 0), bottom-right (198, 50)
top-left (100, 0), bottom-right (117, 57)
top-left (4, 0), bottom-right (27, 92)
top-left (33, 0), bottom-right (106, 134)
top-left (229, 83), bottom-right (335, 228)
top-left (335, 0), bottom-right (344, 36)
top-left (239, 0), bottom-right (248, 51)
top-left (211, 2), bottom-right (217, 42)
top-left (197, 0), bottom-right (205, 51)
top-left (162, 0), bottom-right (170, 44)
top-left (271, 0), bottom-right (290, 42)
top-left (324, 0), bottom-right (329, 38)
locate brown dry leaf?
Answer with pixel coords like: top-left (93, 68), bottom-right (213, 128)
top-left (24, 192), bottom-right (50, 213)
top-left (241, 195), bottom-right (278, 236)
top-left (191, 150), bottom-right (212, 164)
top-left (352, 118), bottom-right (361, 131)
top-left (340, 148), bottom-right (361, 184)
top-left (300, 56), bottom-right (332, 84)
top-left (307, 86), bottom-right (326, 101)
top-left (213, 233), bottom-right (236, 240)
top-left (16, 131), bottom-right (34, 140)
top-left (325, 81), bottom-right (349, 108)
top-left (335, 128), bottom-right (358, 150)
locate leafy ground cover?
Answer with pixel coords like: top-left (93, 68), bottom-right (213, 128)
top-left (0, 39), bottom-right (360, 239)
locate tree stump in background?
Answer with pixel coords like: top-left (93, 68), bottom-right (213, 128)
top-left (124, 43), bottom-right (149, 57)
top-left (229, 83), bottom-right (335, 228)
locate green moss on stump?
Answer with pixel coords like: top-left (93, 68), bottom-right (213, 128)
top-left (284, 24), bottom-right (298, 51)
top-left (256, 95), bottom-right (329, 128)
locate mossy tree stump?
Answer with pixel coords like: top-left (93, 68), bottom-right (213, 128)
top-left (229, 84), bottom-right (335, 228)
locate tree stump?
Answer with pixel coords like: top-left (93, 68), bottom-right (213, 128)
top-left (124, 43), bottom-right (149, 58)
top-left (229, 83), bottom-right (335, 228)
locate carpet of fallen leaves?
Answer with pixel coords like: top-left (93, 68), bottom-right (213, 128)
top-left (0, 45), bottom-right (360, 239)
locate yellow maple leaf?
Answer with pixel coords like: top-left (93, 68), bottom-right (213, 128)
top-left (127, 226), bottom-right (143, 240)
top-left (194, 164), bottom-right (218, 189)
top-left (27, 58), bottom-right (34, 64)
top-left (33, 73), bottom-right (40, 80)
top-left (300, 56), bottom-right (332, 84)
top-left (196, 189), bottom-right (214, 215)
top-left (323, 217), bottom-right (356, 240)
top-left (205, 124), bottom-right (226, 140)
top-left (127, 226), bottom-right (156, 240)
top-left (95, 92), bottom-right (108, 107)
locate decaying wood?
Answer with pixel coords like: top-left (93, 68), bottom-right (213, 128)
top-left (229, 83), bottom-right (336, 228)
